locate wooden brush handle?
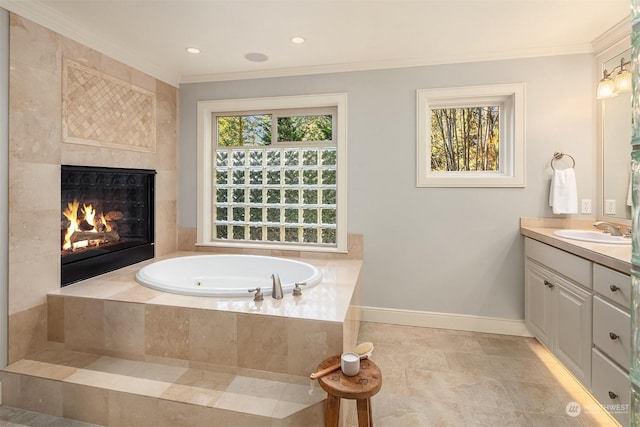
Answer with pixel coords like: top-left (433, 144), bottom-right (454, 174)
top-left (310, 362), bottom-right (340, 379)
top-left (310, 354), bottom-right (370, 380)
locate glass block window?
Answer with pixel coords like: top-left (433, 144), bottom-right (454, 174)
top-left (214, 145), bottom-right (338, 245)
top-left (197, 96), bottom-right (347, 251)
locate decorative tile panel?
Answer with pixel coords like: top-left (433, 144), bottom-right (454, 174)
top-left (62, 59), bottom-right (156, 152)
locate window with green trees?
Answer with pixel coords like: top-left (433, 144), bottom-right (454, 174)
top-left (430, 106), bottom-right (500, 172)
top-left (416, 84), bottom-right (525, 187)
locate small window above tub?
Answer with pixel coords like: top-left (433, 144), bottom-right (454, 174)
top-left (416, 83), bottom-right (525, 187)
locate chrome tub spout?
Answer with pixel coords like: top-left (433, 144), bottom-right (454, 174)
top-left (271, 273), bottom-right (284, 299)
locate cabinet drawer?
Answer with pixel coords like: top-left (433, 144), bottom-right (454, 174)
top-left (593, 296), bottom-right (631, 370)
top-left (593, 264), bottom-right (631, 310)
top-left (525, 239), bottom-right (592, 288)
top-left (591, 348), bottom-right (630, 427)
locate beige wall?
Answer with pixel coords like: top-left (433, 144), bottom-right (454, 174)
top-left (8, 14), bottom-right (178, 363)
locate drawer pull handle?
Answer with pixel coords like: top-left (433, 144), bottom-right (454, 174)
top-left (608, 391), bottom-right (618, 400)
top-left (609, 332), bottom-right (620, 340)
top-left (610, 285), bottom-right (620, 292)
top-left (544, 280), bottom-right (554, 288)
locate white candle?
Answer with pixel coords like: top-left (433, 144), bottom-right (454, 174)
top-left (341, 352), bottom-right (360, 376)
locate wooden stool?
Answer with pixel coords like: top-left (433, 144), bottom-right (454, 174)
top-left (316, 355), bottom-right (382, 427)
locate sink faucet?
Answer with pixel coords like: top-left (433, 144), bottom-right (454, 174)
top-left (593, 221), bottom-right (623, 236)
top-left (271, 273), bottom-right (283, 299)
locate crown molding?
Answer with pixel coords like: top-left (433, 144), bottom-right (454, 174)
top-left (0, 0), bottom-right (179, 87)
top-left (180, 43), bottom-right (595, 84)
top-left (592, 15), bottom-right (632, 54)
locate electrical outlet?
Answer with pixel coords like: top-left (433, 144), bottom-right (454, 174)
top-left (605, 200), bottom-right (617, 215)
top-left (581, 199), bottom-right (592, 214)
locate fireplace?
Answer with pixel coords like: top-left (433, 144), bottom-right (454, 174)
top-left (61, 165), bottom-right (155, 286)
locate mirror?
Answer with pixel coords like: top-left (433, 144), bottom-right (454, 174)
top-left (601, 47), bottom-right (632, 221)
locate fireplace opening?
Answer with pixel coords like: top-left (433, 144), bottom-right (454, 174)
top-left (61, 165), bottom-right (155, 286)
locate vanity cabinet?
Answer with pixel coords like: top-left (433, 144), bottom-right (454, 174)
top-left (591, 264), bottom-right (631, 427)
top-left (524, 239), bottom-right (592, 387)
top-left (524, 237), bottom-right (631, 426)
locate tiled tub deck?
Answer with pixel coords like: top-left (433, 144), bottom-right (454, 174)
top-left (1, 252), bottom-right (363, 426)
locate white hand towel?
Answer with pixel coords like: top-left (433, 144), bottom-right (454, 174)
top-left (549, 168), bottom-right (578, 214)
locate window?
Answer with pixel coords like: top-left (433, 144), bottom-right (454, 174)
top-left (416, 84), bottom-right (525, 187)
top-left (197, 94), bottom-right (347, 252)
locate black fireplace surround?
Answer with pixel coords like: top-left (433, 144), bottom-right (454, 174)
top-left (61, 165), bottom-right (155, 286)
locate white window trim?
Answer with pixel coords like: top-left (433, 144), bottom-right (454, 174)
top-left (197, 93), bottom-right (348, 253)
top-left (416, 83), bottom-right (525, 187)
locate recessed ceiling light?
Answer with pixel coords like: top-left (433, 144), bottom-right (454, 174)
top-left (245, 52), bottom-right (268, 62)
top-left (186, 47), bottom-right (201, 54)
top-left (290, 36), bottom-right (305, 44)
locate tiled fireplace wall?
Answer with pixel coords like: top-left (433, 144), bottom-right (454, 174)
top-left (8, 14), bottom-right (178, 363)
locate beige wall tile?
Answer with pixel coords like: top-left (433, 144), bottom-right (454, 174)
top-left (8, 66), bottom-right (61, 164)
top-left (60, 144), bottom-right (156, 169)
top-left (98, 54), bottom-right (132, 86)
top-left (188, 309), bottom-right (237, 366)
top-left (287, 318), bottom-right (343, 376)
top-left (237, 313), bottom-right (288, 373)
top-left (145, 304), bottom-right (189, 359)
top-left (61, 37), bottom-right (102, 68)
top-left (104, 301), bottom-right (145, 358)
top-left (177, 227), bottom-right (197, 251)
top-left (9, 209), bottom-right (60, 264)
top-left (64, 297), bottom-right (105, 354)
top-left (131, 69), bottom-right (157, 93)
top-left (155, 200), bottom-right (177, 256)
top-left (157, 400), bottom-right (212, 427)
top-left (8, 304), bottom-right (47, 363)
top-left (8, 162), bottom-right (59, 214)
top-left (19, 376), bottom-right (63, 416)
top-left (0, 371), bottom-right (22, 407)
top-left (7, 13), bottom-right (177, 367)
top-left (8, 252), bottom-right (59, 315)
top-left (47, 295), bottom-right (65, 343)
top-left (108, 391), bottom-right (159, 427)
top-left (9, 14), bottom-right (60, 74)
top-left (62, 382), bottom-right (109, 425)
top-left (156, 170), bottom-right (178, 202)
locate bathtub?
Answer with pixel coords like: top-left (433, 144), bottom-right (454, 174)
top-left (135, 254), bottom-right (322, 297)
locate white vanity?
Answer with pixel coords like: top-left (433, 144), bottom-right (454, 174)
top-left (521, 220), bottom-right (631, 426)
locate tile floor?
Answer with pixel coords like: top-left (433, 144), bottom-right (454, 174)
top-left (360, 323), bottom-right (618, 426)
top-left (1, 322), bottom-right (620, 426)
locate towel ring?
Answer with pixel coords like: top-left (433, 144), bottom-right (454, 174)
top-left (550, 152), bottom-right (575, 171)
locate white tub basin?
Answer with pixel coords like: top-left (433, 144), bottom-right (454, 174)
top-left (553, 229), bottom-right (631, 245)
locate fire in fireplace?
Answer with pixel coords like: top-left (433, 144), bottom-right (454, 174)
top-left (61, 165), bottom-right (155, 286)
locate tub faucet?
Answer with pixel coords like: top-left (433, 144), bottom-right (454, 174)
top-left (593, 221), bottom-right (623, 236)
top-left (271, 273), bottom-right (284, 299)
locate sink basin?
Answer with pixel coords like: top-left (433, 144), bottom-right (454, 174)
top-left (553, 229), bottom-right (631, 245)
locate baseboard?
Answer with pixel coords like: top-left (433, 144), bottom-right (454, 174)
top-left (356, 306), bottom-right (532, 337)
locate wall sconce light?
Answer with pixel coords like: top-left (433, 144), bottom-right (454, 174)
top-left (597, 58), bottom-right (632, 100)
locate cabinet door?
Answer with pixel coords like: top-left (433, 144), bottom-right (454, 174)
top-left (525, 260), bottom-right (553, 347)
top-left (554, 277), bottom-right (593, 387)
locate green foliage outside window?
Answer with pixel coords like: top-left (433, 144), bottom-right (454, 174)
top-left (277, 115), bottom-right (332, 142)
top-left (430, 106), bottom-right (500, 172)
top-left (217, 114), bottom-right (271, 146)
top-left (217, 114), bottom-right (332, 146)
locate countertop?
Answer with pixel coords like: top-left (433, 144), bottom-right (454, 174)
top-left (520, 218), bottom-right (632, 275)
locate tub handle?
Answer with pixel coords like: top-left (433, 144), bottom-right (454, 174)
top-left (248, 287), bottom-right (264, 301)
top-left (293, 282), bottom-right (307, 296)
